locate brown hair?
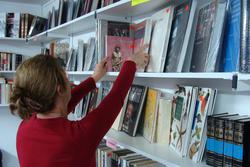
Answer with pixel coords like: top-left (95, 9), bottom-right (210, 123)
top-left (9, 54), bottom-right (67, 119)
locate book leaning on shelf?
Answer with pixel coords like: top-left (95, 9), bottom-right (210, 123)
top-left (0, 78), bottom-right (13, 105)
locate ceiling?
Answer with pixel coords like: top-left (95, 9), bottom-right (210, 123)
top-left (0, 0), bottom-right (50, 5)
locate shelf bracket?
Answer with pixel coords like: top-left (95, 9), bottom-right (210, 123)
top-left (232, 74), bottom-right (238, 90)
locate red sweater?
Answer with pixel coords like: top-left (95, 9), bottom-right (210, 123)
top-left (17, 61), bottom-right (136, 167)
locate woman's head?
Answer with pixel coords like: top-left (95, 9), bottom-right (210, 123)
top-left (10, 54), bottom-right (71, 119)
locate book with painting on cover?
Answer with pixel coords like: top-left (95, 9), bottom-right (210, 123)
top-left (105, 36), bottom-right (133, 72)
top-left (142, 88), bottom-right (160, 143)
top-left (84, 37), bottom-right (96, 71)
top-left (146, 6), bottom-right (174, 72)
top-left (188, 88), bottom-right (213, 163)
top-left (170, 86), bottom-right (198, 157)
top-left (121, 85), bottom-right (147, 137)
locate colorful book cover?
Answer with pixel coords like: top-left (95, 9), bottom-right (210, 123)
top-left (122, 85), bottom-right (146, 136)
top-left (142, 88), bottom-right (159, 142)
top-left (105, 36), bottom-right (133, 72)
top-left (188, 88), bottom-right (212, 163)
top-left (170, 86), bottom-right (193, 156)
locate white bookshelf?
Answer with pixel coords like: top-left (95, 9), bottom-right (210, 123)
top-left (0, 104), bottom-right (9, 107)
top-left (0, 0), bottom-right (50, 4)
top-left (105, 129), bottom-right (209, 167)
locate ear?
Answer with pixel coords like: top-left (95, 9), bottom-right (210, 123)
top-left (57, 85), bottom-right (64, 96)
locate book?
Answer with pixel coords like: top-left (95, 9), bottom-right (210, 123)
top-left (0, 13), bottom-right (6, 37)
top-left (205, 0), bottom-right (227, 72)
top-left (240, 0), bottom-right (250, 73)
top-left (87, 88), bottom-right (99, 113)
top-left (232, 118), bottom-right (250, 166)
top-left (105, 36), bottom-right (133, 72)
top-left (222, 0), bottom-right (241, 72)
top-left (67, 0), bottom-right (74, 22)
top-left (76, 40), bottom-right (85, 71)
top-left (206, 113), bottom-right (230, 166)
top-left (146, 6), bottom-right (174, 72)
top-left (84, 37), bottom-right (96, 71)
top-left (58, 0), bottom-right (64, 25)
top-left (122, 85), bottom-right (147, 137)
top-left (170, 86), bottom-right (197, 157)
top-left (190, 0), bottom-right (217, 72)
top-left (28, 16), bottom-right (47, 37)
top-left (142, 88), bottom-right (160, 142)
top-left (188, 88), bottom-right (213, 163)
top-left (164, 1), bottom-right (191, 72)
top-left (155, 98), bottom-right (172, 144)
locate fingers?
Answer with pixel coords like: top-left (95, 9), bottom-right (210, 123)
top-left (139, 44), bottom-right (150, 52)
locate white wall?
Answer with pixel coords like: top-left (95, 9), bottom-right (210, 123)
top-left (0, 107), bottom-right (21, 167)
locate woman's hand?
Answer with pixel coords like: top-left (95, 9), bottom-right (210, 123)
top-left (92, 57), bottom-right (108, 83)
top-left (127, 44), bottom-right (150, 69)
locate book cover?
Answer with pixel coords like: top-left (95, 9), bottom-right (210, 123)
top-left (0, 13), bottom-right (6, 37)
top-left (142, 88), bottom-right (160, 142)
top-left (105, 36), bottom-right (133, 72)
top-left (170, 86), bottom-right (195, 157)
top-left (28, 16), bottom-right (47, 37)
top-left (155, 98), bottom-right (172, 144)
top-left (205, 0), bottom-right (227, 72)
top-left (84, 37), bottom-right (96, 71)
top-left (188, 88), bottom-right (212, 163)
top-left (222, 0), bottom-right (241, 72)
top-left (164, 2), bottom-right (191, 72)
top-left (77, 40), bottom-right (85, 71)
top-left (240, 0), bottom-right (250, 73)
top-left (107, 21), bottom-right (130, 37)
top-left (6, 13), bottom-right (14, 37)
top-left (146, 6), bottom-right (174, 72)
top-left (87, 88), bottom-right (99, 113)
top-left (190, 0), bottom-right (217, 72)
top-left (122, 85), bottom-right (147, 137)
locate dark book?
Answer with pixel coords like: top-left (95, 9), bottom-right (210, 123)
top-left (240, 0), bottom-right (250, 73)
top-left (73, 0), bottom-right (81, 19)
top-left (214, 114), bottom-right (239, 167)
top-left (87, 88), bottom-right (99, 113)
top-left (223, 116), bottom-right (249, 167)
top-left (222, 0), bottom-right (241, 72)
top-left (6, 13), bottom-right (14, 37)
top-left (121, 85), bottom-right (147, 137)
top-left (28, 16), bottom-right (47, 37)
top-left (232, 118), bottom-right (250, 166)
top-left (206, 113), bottom-right (229, 166)
top-left (190, 0), bottom-right (217, 72)
top-left (164, 1), bottom-right (191, 72)
top-left (58, 0), bottom-right (64, 25)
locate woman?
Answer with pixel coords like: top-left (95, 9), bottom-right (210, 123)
top-left (10, 45), bottom-right (149, 167)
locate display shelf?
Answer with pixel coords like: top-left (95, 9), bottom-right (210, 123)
top-left (0, 37), bottom-right (39, 45)
top-left (28, 11), bottom-right (96, 43)
top-left (105, 129), bottom-right (208, 167)
top-left (236, 73), bottom-right (250, 91)
top-left (0, 0), bottom-right (49, 4)
top-left (68, 71), bottom-right (235, 91)
top-left (0, 104), bottom-right (9, 107)
top-left (0, 71), bottom-right (16, 79)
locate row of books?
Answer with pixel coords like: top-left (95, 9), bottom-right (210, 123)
top-left (0, 13), bottom-right (43, 38)
top-left (47, 0), bottom-right (120, 30)
top-left (93, 0), bottom-right (249, 73)
top-left (69, 80), bottom-right (217, 163)
top-left (0, 52), bottom-right (23, 71)
top-left (96, 140), bottom-right (165, 167)
top-left (206, 113), bottom-right (250, 167)
top-left (0, 78), bottom-right (12, 105)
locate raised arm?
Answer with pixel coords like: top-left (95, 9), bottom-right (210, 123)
top-left (76, 45), bottom-right (149, 151)
top-left (67, 77), bottom-right (97, 113)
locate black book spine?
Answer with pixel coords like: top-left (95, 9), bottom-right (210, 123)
top-left (232, 121), bottom-right (244, 166)
top-left (240, 0), bottom-right (250, 73)
top-left (223, 119), bottom-right (234, 167)
top-left (214, 118), bottom-right (225, 167)
top-left (206, 116), bottom-right (215, 166)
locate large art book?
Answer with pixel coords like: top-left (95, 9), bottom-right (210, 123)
top-left (170, 86), bottom-right (197, 157)
top-left (146, 6), bottom-right (174, 73)
top-left (122, 85), bottom-right (147, 137)
top-left (222, 0), bottom-right (241, 72)
top-left (164, 1), bottom-right (191, 72)
top-left (190, 0), bottom-right (217, 72)
top-left (188, 88), bottom-right (213, 163)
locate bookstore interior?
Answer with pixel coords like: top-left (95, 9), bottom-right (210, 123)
top-left (0, 0), bottom-right (250, 167)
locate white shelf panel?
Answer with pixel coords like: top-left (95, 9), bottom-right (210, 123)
top-left (97, 0), bottom-right (167, 18)
top-left (28, 11), bottom-right (96, 43)
top-left (105, 129), bottom-right (208, 167)
top-left (68, 72), bottom-right (234, 91)
top-left (0, 0), bottom-right (49, 5)
top-left (236, 73), bottom-right (250, 91)
top-left (0, 104), bottom-right (9, 107)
